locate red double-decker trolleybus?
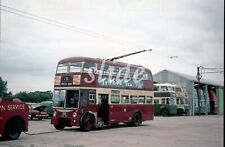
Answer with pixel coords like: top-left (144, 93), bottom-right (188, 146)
top-left (51, 56), bottom-right (154, 131)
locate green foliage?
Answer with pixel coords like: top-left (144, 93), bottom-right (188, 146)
top-left (4, 92), bottom-right (13, 101)
top-left (14, 91), bottom-right (53, 103)
top-left (0, 76), bottom-right (52, 102)
top-left (0, 76), bottom-right (8, 97)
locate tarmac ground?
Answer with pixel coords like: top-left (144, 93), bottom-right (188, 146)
top-left (0, 115), bottom-right (223, 147)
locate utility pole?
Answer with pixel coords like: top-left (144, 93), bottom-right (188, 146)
top-left (196, 66), bottom-right (202, 116)
top-left (204, 86), bottom-right (208, 115)
top-left (196, 66), bottom-right (223, 116)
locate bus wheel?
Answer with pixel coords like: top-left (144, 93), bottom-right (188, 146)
top-left (177, 109), bottom-right (184, 116)
top-left (161, 108), bottom-right (169, 117)
top-left (5, 130), bottom-right (21, 140)
top-left (132, 112), bottom-right (142, 126)
top-left (5, 118), bottom-right (23, 140)
top-left (80, 114), bottom-right (94, 131)
top-left (38, 117), bottom-right (43, 120)
top-left (54, 123), bottom-right (65, 130)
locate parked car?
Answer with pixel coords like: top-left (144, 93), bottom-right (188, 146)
top-left (27, 103), bottom-right (48, 120)
top-left (40, 101), bottom-right (53, 117)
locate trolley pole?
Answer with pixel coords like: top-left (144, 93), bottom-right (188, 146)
top-left (197, 66), bottom-right (201, 116)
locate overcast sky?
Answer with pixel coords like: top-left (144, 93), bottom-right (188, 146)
top-left (0, 0), bottom-right (224, 94)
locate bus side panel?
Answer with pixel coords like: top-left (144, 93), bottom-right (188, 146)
top-left (0, 115), bottom-right (4, 135)
top-left (144, 81), bottom-right (154, 90)
top-left (139, 104), bottom-right (154, 121)
top-left (126, 104), bottom-right (154, 121)
top-left (109, 104), bottom-right (130, 124)
top-left (109, 104), bottom-right (154, 124)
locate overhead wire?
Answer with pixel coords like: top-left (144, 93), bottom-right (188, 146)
top-left (201, 67), bottom-right (224, 70)
top-left (203, 71), bottom-right (224, 74)
top-left (1, 4), bottom-right (223, 74)
top-left (200, 66), bottom-right (224, 75)
top-left (0, 4), bottom-right (137, 49)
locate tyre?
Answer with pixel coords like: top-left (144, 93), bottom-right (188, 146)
top-left (177, 109), bottom-right (184, 116)
top-left (29, 115), bottom-right (33, 120)
top-left (80, 114), bottom-right (95, 131)
top-left (38, 117), bottom-right (43, 120)
top-left (4, 118), bottom-right (23, 140)
top-left (161, 108), bottom-right (169, 117)
top-left (54, 123), bottom-right (65, 130)
top-left (5, 131), bottom-right (21, 140)
top-left (131, 112), bottom-right (142, 126)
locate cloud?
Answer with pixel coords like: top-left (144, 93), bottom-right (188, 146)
top-left (0, 0), bottom-right (224, 93)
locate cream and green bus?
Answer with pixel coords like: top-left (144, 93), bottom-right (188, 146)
top-left (153, 83), bottom-right (177, 116)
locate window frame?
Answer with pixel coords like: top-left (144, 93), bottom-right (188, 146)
top-left (89, 90), bottom-right (96, 104)
top-left (146, 96), bottom-right (153, 104)
top-left (121, 95), bottom-right (129, 104)
top-left (138, 96), bottom-right (145, 104)
top-left (130, 95), bottom-right (138, 104)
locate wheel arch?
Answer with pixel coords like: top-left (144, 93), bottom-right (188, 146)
top-left (160, 107), bottom-right (170, 116)
top-left (5, 115), bottom-right (26, 133)
top-left (130, 109), bottom-right (143, 126)
top-left (177, 108), bottom-right (185, 116)
top-left (132, 109), bottom-right (142, 119)
top-left (79, 111), bottom-right (97, 127)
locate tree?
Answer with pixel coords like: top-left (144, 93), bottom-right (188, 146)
top-left (0, 77), bottom-right (52, 102)
top-left (14, 91), bottom-right (53, 103)
top-left (0, 77), bottom-right (13, 100)
top-left (0, 77), bottom-right (8, 97)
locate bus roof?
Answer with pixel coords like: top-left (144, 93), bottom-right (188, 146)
top-left (154, 83), bottom-right (186, 88)
top-left (154, 83), bottom-right (175, 87)
top-left (58, 56), bottom-right (151, 71)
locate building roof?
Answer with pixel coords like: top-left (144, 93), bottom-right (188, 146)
top-left (154, 69), bottom-right (224, 87)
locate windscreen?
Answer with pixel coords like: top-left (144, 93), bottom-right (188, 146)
top-left (53, 90), bottom-right (66, 107)
top-left (169, 98), bottom-right (177, 105)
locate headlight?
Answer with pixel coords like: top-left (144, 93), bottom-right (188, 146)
top-left (53, 111), bottom-right (57, 117)
top-left (73, 112), bottom-right (77, 118)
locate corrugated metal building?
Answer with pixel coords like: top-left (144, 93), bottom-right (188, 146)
top-left (153, 69), bottom-right (224, 115)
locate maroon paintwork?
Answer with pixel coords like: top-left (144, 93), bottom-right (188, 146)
top-left (59, 56), bottom-right (148, 69)
top-left (109, 104), bottom-right (154, 124)
top-left (209, 90), bottom-right (218, 114)
top-left (56, 72), bottom-right (153, 90)
top-left (51, 104), bottom-right (98, 127)
top-left (52, 56), bottom-right (154, 130)
top-left (56, 56), bottom-right (153, 90)
top-left (0, 101), bottom-right (29, 138)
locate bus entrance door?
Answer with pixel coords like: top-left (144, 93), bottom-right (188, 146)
top-left (98, 94), bottom-right (109, 126)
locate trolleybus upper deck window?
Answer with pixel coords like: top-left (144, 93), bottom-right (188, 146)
top-left (57, 64), bottom-right (68, 73)
top-left (70, 62), bottom-right (82, 73)
top-left (83, 63), bottom-right (96, 73)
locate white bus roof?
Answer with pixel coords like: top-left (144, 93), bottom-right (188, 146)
top-left (154, 83), bottom-right (175, 86)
